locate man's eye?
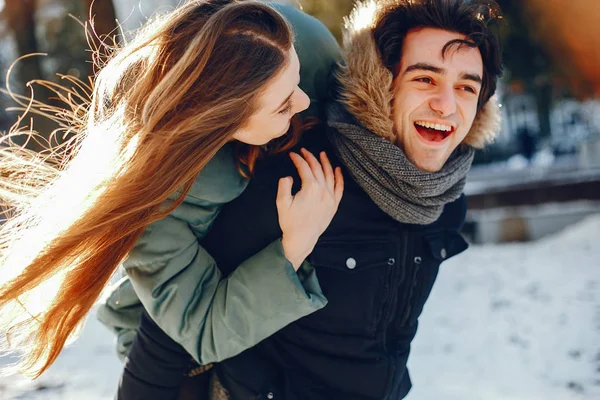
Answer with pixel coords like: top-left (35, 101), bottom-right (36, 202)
top-left (415, 77), bottom-right (433, 84)
top-left (459, 86), bottom-right (477, 94)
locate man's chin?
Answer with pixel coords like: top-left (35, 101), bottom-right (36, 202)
top-left (416, 162), bottom-right (443, 173)
top-left (407, 152), bottom-right (446, 173)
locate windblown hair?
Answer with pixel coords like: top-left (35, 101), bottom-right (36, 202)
top-left (0, 0), bottom-right (297, 377)
top-left (373, 0), bottom-right (503, 110)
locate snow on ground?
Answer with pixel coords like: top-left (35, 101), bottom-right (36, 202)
top-left (0, 313), bottom-right (121, 400)
top-left (1, 215), bottom-right (599, 400)
top-left (407, 214), bottom-right (600, 400)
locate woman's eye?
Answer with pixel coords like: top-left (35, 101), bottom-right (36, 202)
top-left (459, 86), bottom-right (477, 94)
top-left (278, 102), bottom-right (292, 115)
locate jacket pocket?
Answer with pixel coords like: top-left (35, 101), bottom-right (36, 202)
top-left (300, 239), bottom-right (392, 337)
top-left (423, 231), bottom-right (469, 263)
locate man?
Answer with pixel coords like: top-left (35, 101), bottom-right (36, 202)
top-left (108, 1), bottom-right (503, 399)
top-left (201, 1), bottom-right (503, 399)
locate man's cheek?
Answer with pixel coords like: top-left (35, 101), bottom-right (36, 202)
top-left (463, 100), bottom-right (479, 125)
top-left (465, 112), bottom-right (477, 135)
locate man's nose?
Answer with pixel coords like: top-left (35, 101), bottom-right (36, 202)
top-left (429, 86), bottom-right (457, 117)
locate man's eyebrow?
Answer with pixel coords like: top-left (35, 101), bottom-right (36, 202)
top-left (403, 62), bottom-right (444, 75)
top-left (461, 72), bottom-right (483, 84)
top-left (403, 62), bottom-right (483, 85)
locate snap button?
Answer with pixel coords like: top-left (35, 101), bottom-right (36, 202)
top-left (266, 392), bottom-right (274, 399)
top-left (346, 257), bottom-right (357, 269)
top-left (387, 258), bottom-right (395, 265)
top-left (440, 248), bottom-right (447, 259)
top-left (414, 256), bottom-right (422, 264)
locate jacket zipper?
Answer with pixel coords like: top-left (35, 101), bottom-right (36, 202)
top-left (382, 232), bottom-right (412, 399)
top-left (381, 232), bottom-right (408, 354)
top-left (399, 237), bottom-right (420, 327)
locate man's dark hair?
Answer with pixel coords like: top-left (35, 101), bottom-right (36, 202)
top-left (373, 0), bottom-right (503, 110)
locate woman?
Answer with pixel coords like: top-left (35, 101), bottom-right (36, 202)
top-left (0, 0), bottom-right (343, 385)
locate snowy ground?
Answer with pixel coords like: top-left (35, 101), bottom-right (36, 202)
top-left (1, 215), bottom-right (599, 400)
top-left (407, 215), bottom-right (600, 400)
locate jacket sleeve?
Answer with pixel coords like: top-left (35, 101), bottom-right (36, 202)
top-left (96, 276), bottom-right (145, 361)
top-left (124, 188), bottom-right (327, 366)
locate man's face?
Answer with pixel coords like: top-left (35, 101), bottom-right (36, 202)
top-left (392, 27), bottom-right (483, 172)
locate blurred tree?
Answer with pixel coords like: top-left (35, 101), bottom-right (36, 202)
top-left (1, 0), bottom-right (118, 149)
top-left (0, 55), bottom-right (9, 134)
top-left (523, 0), bottom-right (600, 97)
top-left (79, 0), bottom-right (118, 75)
top-left (497, 0), bottom-right (600, 140)
top-left (43, 0), bottom-right (118, 83)
top-left (3, 0), bottom-right (57, 149)
top-left (294, 0), bottom-right (353, 43)
top-left (496, 0), bottom-right (555, 140)
top-left (4, 0), bottom-right (45, 95)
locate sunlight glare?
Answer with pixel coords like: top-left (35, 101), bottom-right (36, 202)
top-left (346, 0), bottom-right (378, 33)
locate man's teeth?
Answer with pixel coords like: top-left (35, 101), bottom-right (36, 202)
top-left (414, 121), bottom-right (452, 132)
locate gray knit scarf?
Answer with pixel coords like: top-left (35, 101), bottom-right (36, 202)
top-left (327, 103), bottom-right (474, 225)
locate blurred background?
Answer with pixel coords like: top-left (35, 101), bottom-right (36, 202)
top-left (0, 1), bottom-right (598, 399)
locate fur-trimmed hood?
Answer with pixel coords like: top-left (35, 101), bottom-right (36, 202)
top-left (335, 0), bottom-right (501, 148)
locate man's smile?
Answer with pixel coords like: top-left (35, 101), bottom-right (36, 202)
top-left (413, 120), bottom-right (456, 145)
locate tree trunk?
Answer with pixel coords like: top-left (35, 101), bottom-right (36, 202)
top-left (534, 82), bottom-right (553, 139)
top-left (4, 0), bottom-right (56, 150)
top-left (5, 0), bottom-right (45, 96)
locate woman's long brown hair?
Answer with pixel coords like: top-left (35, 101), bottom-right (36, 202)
top-left (0, 0), bottom-right (299, 377)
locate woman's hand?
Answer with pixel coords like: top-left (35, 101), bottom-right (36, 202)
top-left (276, 148), bottom-right (344, 270)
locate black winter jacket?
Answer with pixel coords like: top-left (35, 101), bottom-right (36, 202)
top-left (201, 126), bottom-right (469, 400)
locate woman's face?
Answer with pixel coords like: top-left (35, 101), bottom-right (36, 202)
top-left (232, 46), bottom-right (310, 146)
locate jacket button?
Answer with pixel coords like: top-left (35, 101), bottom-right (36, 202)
top-left (441, 248), bottom-right (447, 259)
top-left (414, 256), bottom-right (422, 264)
top-left (266, 392), bottom-right (274, 399)
top-left (346, 257), bottom-right (357, 269)
top-left (387, 258), bottom-right (395, 265)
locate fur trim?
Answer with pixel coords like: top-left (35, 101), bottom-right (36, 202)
top-left (336, 0), bottom-right (500, 149)
top-left (464, 95), bottom-right (501, 148)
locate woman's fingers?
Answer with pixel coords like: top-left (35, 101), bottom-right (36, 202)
top-left (333, 167), bottom-right (344, 206)
top-left (289, 152), bottom-right (316, 187)
top-left (290, 150), bottom-right (343, 207)
top-left (319, 151), bottom-right (335, 192)
top-left (276, 176), bottom-right (294, 209)
top-left (300, 148), bottom-right (326, 186)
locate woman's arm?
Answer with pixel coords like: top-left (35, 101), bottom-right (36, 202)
top-left (125, 207), bottom-right (327, 365)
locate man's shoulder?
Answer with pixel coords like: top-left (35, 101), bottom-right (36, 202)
top-left (297, 123), bottom-right (335, 153)
top-left (263, 123), bottom-right (333, 165)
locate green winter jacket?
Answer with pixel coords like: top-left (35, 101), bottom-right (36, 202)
top-left (96, 3), bottom-right (341, 365)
